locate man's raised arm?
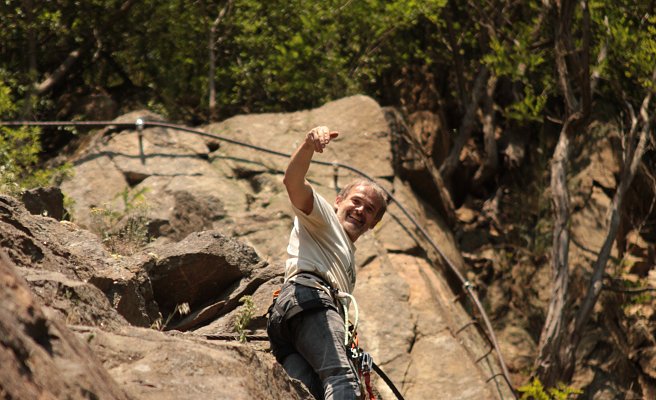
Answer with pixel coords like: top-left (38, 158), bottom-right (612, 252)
top-left (283, 126), bottom-right (339, 215)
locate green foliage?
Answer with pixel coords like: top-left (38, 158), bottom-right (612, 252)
top-left (0, 0), bottom-right (654, 125)
top-left (62, 194), bottom-right (76, 221)
top-left (0, 79), bottom-right (14, 113)
top-left (234, 295), bottom-right (255, 343)
top-left (483, 25), bottom-right (546, 81)
top-left (89, 187), bottom-right (151, 256)
top-left (0, 0), bottom-right (453, 121)
top-left (506, 85), bottom-right (549, 123)
top-left (0, 81), bottom-right (71, 194)
top-left (518, 378), bottom-right (582, 400)
top-left (599, 1), bottom-right (656, 91)
top-left (480, 4), bottom-right (553, 123)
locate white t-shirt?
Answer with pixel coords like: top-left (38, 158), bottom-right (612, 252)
top-left (284, 189), bottom-right (357, 294)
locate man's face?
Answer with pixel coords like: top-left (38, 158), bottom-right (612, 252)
top-left (335, 185), bottom-right (385, 242)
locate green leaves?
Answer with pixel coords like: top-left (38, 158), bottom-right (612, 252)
top-left (518, 377), bottom-right (582, 400)
top-left (0, 80), bottom-right (71, 194)
top-left (0, 0), bottom-right (653, 125)
top-left (483, 33), bottom-right (547, 81)
top-left (0, 124), bottom-right (56, 194)
top-left (235, 295), bottom-right (255, 343)
top-left (0, 80), bottom-right (15, 116)
top-left (506, 85), bottom-right (549, 123)
top-left (591, 0), bottom-right (656, 102)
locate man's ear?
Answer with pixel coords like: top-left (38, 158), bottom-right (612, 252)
top-left (368, 216), bottom-right (382, 231)
top-left (334, 195), bottom-right (343, 208)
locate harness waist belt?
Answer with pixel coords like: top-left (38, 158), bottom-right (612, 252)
top-left (289, 272), bottom-right (335, 299)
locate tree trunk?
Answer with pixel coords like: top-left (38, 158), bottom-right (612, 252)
top-left (207, 0), bottom-right (231, 122)
top-left (534, 115), bottom-right (573, 386)
top-left (439, 66), bottom-right (489, 183)
top-left (21, 0), bottom-right (37, 118)
top-left (472, 74), bottom-right (498, 187)
top-left (535, 0), bottom-right (591, 386)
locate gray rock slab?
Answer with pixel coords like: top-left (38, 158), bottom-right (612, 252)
top-left (72, 325), bottom-right (312, 400)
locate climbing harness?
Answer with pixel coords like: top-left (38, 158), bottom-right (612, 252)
top-left (287, 273), bottom-right (358, 347)
top-left (336, 290), bottom-right (359, 347)
top-left (274, 274), bottom-right (404, 400)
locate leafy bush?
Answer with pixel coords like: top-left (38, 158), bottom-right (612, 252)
top-left (0, 80), bottom-right (70, 194)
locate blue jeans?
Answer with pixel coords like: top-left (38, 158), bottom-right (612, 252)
top-left (267, 281), bottom-right (360, 400)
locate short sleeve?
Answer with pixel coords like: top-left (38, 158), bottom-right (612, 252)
top-left (290, 189), bottom-right (335, 229)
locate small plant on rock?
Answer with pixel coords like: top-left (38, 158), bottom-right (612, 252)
top-left (152, 302), bottom-right (191, 331)
top-left (234, 295), bottom-right (255, 343)
top-left (518, 377), bottom-right (582, 400)
top-left (90, 187), bottom-right (151, 256)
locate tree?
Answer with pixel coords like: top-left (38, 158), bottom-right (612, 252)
top-left (534, 0), bottom-right (656, 386)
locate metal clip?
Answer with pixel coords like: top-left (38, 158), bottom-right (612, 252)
top-left (360, 351), bottom-right (373, 372)
top-left (350, 345), bottom-right (360, 360)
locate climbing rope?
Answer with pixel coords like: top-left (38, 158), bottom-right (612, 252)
top-left (0, 119), bottom-right (517, 399)
top-left (372, 361), bottom-right (405, 400)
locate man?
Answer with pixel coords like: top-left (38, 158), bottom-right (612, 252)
top-left (267, 126), bottom-right (387, 400)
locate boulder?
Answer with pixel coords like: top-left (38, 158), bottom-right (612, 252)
top-left (0, 194), bottom-right (159, 328)
top-left (137, 230), bottom-right (277, 331)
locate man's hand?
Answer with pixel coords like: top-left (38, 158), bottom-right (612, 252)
top-left (306, 126), bottom-right (339, 153)
top-left (284, 125), bottom-right (340, 214)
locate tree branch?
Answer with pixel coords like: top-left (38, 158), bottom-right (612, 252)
top-left (34, 0), bottom-right (136, 96)
top-left (603, 284), bottom-right (656, 294)
top-left (554, 0), bottom-right (579, 112)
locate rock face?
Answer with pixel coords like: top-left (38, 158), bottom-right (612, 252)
top-left (0, 195), bottom-right (311, 399)
top-left (3, 96), bottom-right (518, 399)
top-left (0, 249), bottom-right (310, 400)
top-left (0, 254), bottom-right (131, 400)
